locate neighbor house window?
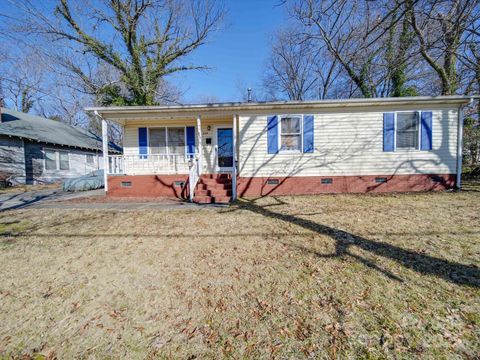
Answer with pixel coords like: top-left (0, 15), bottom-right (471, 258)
top-left (86, 154), bottom-right (95, 164)
top-left (59, 151), bottom-right (69, 170)
top-left (44, 149), bottom-right (69, 170)
top-left (280, 116), bottom-right (302, 151)
top-left (149, 127), bottom-right (185, 155)
top-left (396, 112), bottom-right (419, 149)
top-left (45, 150), bottom-right (57, 170)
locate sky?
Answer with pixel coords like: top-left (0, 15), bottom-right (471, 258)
top-left (176, 0), bottom-right (286, 103)
top-left (0, 0), bottom-right (287, 105)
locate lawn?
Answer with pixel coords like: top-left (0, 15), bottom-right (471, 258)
top-left (0, 189), bottom-right (479, 359)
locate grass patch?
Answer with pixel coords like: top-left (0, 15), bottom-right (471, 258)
top-left (0, 189), bottom-right (478, 358)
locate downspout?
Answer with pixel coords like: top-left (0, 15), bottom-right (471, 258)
top-left (456, 98), bottom-right (473, 190)
top-left (232, 114), bottom-right (238, 201)
top-left (94, 110), bottom-right (109, 193)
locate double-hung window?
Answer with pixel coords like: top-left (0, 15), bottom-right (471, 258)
top-left (396, 112), bottom-right (419, 150)
top-left (45, 150), bottom-right (57, 170)
top-left (149, 127), bottom-right (185, 155)
top-left (86, 154), bottom-right (95, 164)
top-left (44, 149), bottom-right (69, 170)
top-left (59, 151), bottom-right (69, 170)
top-left (279, 115), bottom-right (302, 152)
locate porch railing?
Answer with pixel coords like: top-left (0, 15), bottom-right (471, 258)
top-left (188, 156), bottom-right (201, 202)
top-left (107, 154), bottom-right (192, 175)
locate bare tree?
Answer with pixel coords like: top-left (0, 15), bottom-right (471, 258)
top-left (15, 0), bottom-right (225, 106)
top-left (409, 0), bottom-right (480, 95)
top-left (0, 51), bottom-right (47, 112)
top-left (290, 0), bottom-right (395, 98)
top-left (263, 29), bottom-right (317, 101)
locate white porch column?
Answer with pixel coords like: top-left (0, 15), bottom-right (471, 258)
top-left (100, 114), bottom-right (109, 192)
top-left (232, 114), bottom-right (237, 201)
top-left (197, 115), bottom-right (202, 174)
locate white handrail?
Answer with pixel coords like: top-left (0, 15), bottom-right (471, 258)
top-left (107, 154), bottom-right (191, 175)
top-left (188, 156), bottom-right (201, 202)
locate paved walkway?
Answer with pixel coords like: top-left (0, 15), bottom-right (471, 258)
top-left (0, 188), bottom-right (104, 211)
top-left (0, 188), bottom-right (226, 211)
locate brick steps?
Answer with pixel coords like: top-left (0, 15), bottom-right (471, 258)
top-left (193, 174), bottom-right (232, 204)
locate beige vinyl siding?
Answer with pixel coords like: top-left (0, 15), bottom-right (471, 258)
top-left (238, 106), bottom-right (459, 177)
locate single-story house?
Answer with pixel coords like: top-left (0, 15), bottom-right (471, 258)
top-left (0, 108), bottom-right (120, 185)
top-left (87, 95), bottom-right (472, 203)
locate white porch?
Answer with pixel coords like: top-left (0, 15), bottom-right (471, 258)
top-left (99, 113), bottom-right (238, 201)
top-left (107, 154), bottom-right (191, 175)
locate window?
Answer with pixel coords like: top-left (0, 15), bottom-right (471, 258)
top-left (280, 116), bottom-right (301, 152)
top-left (149, 127), bottom-right (185, 155)
top-left (44, 149), bottom-right (69, 170)
top-left (59, 151), bottom-right (69, 170)
top-left (396, 112), bottom-right (419, 149)
top-left (321, 178), bottom-right (333, 184)
top-left (86, 154), bottom-right (95, 164)
top-left (149, 128), bottom-right (166, 154)
top-left (167, 128), bottom-right (185, 155)
top-left (44, 150), bottom-right (57, 170)
top-left (121, 181), bottom-right (132, 187)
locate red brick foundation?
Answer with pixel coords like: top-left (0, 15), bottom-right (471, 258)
top-left (107, 175), bottom-right (189, 198)
top-left (107, 174), bottom-right (456, 198)
top-left (237, 174), bottom-right (456, 197)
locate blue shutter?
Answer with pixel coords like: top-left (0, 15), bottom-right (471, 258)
top-left (138, 127), bottom-right (148, 159)
top-left (383, 113), bottom-right (395, 152)
top-left (303, 115), bottom-right (314, 153)
top-left (267, 115), bottom-right (278, 154)
top-left (420, 111), bottom-right (432, 150)
top-left (186, 126), bottom-right (196, 158)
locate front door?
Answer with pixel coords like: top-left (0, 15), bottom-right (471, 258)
top-left (216, 127), bottom-right (233, 172)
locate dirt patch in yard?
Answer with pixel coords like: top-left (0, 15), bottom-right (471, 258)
top-left (0, 189), bottom-right (479, 358)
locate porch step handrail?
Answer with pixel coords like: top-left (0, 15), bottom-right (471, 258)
top-left (188, 155), bottom-right (201, 202)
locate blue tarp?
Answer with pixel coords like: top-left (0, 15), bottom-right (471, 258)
top-left (63, 170), bottom-right (104, 192)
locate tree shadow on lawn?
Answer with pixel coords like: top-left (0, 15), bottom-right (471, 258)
top-left (232, 198), bottom-right (480, 288)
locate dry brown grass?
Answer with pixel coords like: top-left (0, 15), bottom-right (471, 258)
top-left (0, 189), bottom-right (479, 359)
top-left (0, 183), bottom-right (59, 195)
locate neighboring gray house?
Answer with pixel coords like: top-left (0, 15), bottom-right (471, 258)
top-left (0, 108), bottom-right (120, 185)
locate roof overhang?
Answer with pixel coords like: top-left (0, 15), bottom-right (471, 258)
top-left (86, 96), bottom-right (476, 124)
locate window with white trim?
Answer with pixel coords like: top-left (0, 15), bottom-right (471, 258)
top-left (396, 112), bottom-right (419, 149)
top-left (86, 154), bottom-right (95, 164)
top-left (44, 149), bottom-right (70, 170)
top-left (280, 115), bottom-right (302, 152)
top-left (59, 151), bottom-right (69, 170)
top-left (149, 127), bottom-right (185, 155)
top-left (45, 150), bottom-right (57, 170)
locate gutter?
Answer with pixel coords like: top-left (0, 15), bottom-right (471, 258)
top-left (85, 96), bottom-right (474, 118)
